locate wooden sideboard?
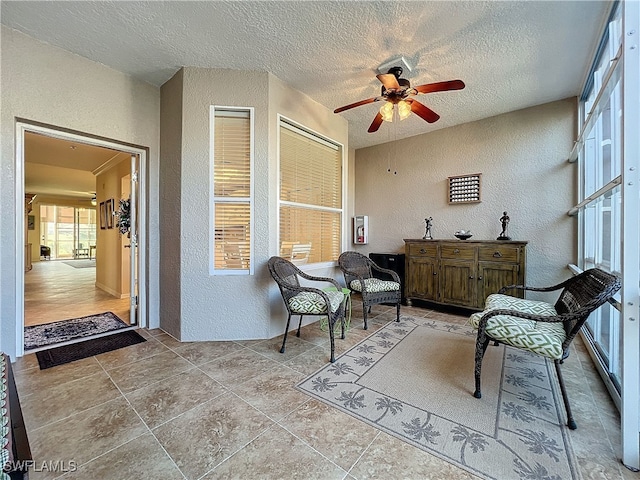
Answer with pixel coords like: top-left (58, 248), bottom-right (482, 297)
top-left (404, 239), bottom-right (527, 310)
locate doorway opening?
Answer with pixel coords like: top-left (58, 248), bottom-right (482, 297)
top-left (16, 121), bottom-right (147, 356)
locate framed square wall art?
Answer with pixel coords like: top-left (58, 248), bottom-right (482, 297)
top-left (448, 173), bottom-right (482, 204)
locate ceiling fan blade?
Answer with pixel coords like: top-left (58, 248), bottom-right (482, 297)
top-left (413, 80), bottom-right (465, 95)
top-left (334, 97), bottom-right (380, 113)
top-left (410, 100), bottom-right (440, 123)
top-left (368, 112), bottom-right (384, 133)
top-left (376, 73), bottom-right (400, 91)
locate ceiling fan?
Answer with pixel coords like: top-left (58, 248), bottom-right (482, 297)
top-left (334, 66), bottom-right (465, 133)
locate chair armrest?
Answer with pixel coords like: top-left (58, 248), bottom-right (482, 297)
top-left (498, 282), bottom-right (567, 295)
top-left (370, 264), bottom-right (401, 283)
top-left (498, 274), bottom-right (582, 295)
top-left (339, 266), bottom-right (368, 292)
top-left (296, 271), bottom-right (342, 290)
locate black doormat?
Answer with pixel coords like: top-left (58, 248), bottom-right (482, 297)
top-left (36, 330), bottom-right (146, 370)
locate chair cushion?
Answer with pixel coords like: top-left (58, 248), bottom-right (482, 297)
top-left (289, 290), bottom-right (345, 314)
top-left (349, 278), bottom-right (400, 293)
top-left (469, 294), bottom-right (566, 360)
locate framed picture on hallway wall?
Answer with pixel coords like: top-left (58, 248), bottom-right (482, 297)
top-left (106, 198), bottom-right (114, 229)
top-left (100, 202), bottom-right (106, 229)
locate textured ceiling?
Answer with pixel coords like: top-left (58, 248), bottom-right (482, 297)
top-left (2, 1), bottom-right (609, 150)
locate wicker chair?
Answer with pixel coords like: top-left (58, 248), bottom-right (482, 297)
top-left (338, 251), bottom-right (401, 330)
top-left (268, 256), bottom-right (346, 363)
top-left (470, 268), bottom-right (621, 430)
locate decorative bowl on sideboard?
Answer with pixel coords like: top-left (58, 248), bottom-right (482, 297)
top-left (454, 230), bottom-right (473, 240)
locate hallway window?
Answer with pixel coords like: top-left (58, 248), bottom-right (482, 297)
top-left (279, 119), bottom-right (343, 264)
top-left (211, 107), bottom-right (254, 274)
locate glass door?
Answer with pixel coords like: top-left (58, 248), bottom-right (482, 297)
top-left (40, 205), bottom-right (97, 259)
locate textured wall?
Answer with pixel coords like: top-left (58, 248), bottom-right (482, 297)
top-left (354, 99), bottom-right (577, 301)
top-left (0, 27), bottom-right (160, 358)
top-left (178, 68), bottom-right (272, 341)
top-left (159, 70), bottom-right (184, 339)
top-left (170, 68), bottom-right (349, 341)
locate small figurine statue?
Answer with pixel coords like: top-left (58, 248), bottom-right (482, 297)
top-left (497, 211), bottom-right (511, 240)
top-left (423, 217), bottom-right (433, 240)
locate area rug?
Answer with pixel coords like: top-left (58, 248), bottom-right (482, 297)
top-left (24, 312), bottom-right (129, 350)
top-left (61, 259), bottom-right (95, 268)
top-left (297, 317), bottom-right (580, 480)
top-left (36, 330), bottom-right (146, 369)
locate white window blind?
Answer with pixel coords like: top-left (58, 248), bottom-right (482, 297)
top-left (212, 108), bottom-right (252, 273)
top-left (279, 121), bottom-right (342, 264)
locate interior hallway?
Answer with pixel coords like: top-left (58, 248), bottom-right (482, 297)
top-left (24, 260), bottom-right (130, 327)
top-left (12, 304), bottom-right (632, 480)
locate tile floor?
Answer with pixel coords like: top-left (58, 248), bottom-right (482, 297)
top-left (25, 260), bottom-right (130, 327)
top-left (12, 303), bottom-right (636, 480)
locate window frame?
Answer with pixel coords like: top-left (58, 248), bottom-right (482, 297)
top-left (574, 2), bottom-right (623, 381)
top-left (277, 115), bottom-right (346, 268)
top-left (209, 106), bottom-right (255, 276)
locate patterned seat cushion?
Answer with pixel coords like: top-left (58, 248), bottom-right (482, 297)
top-left (289, 290), bottom-right (345, 314)
top-left (349, 278), bottom-right (400, 293)
top-left (469, 294), bottom-right (566, 360)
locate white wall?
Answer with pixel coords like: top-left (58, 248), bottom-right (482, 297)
top-left (0, 27), bottom-right (161, 358)
top-left (175, 68), bottom-right (271, 341)
top-left (354, 98), bottom-right (577, 301)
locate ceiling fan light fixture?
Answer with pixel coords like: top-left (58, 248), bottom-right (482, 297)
top-left (91, 194), bottom-right (97, 206)
top-left (397, 100), bottom-right (411, 120)
top-left (334, 66), bottom-right (464, 133)
top-left (379, 101), bottom-right (394, 122)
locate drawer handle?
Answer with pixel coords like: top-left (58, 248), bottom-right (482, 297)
top-left (454, 248), bottom-right (460, 254)
top-left (469, 275), bottom-right (474, 279)
top-left (420, 248), bottom-right (427, 254)
top-left (493, 251), bottom-right (503, 258)
top-left (433, 272), bottom-right (437, 275)
top-left (478, 276), bottom-right (483, 280)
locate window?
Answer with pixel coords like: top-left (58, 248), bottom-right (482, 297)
top-left (573, 2), bottom-right (624, 388)
top-left (574, 0), bottom-right (640, 467)
top-left (279, 119), bottom-right (343, 264)
top-left (40, 205), bottom-right (97, 259)
top-left (211, 107), bottom-right (253, 274)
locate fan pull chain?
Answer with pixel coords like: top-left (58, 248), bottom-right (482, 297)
top-left (392, 112), bottom-right (398, 175)
top-left (387, 121), bottom-right (392, 173)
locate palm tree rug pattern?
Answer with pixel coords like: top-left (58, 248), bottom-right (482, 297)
top-left (297, 316), bottom-right (580, 480)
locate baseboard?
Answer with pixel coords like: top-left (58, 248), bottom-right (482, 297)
top-left (95, 282), bottom-right (130, 299)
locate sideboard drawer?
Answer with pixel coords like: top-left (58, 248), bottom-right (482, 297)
top-left (479, 245), bottom-right (519, 262)
top-left (440, 244), bottom-right (475, 260)
top-left (408, 243), bottom-right (437, 257)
